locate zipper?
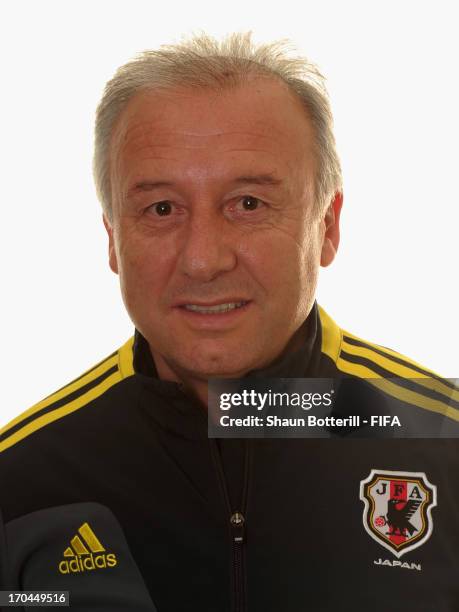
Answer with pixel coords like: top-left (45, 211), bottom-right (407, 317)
top-left (210, 439), bottom-right (251, 612)
top-left (230, 510), bottom-right (245, 612)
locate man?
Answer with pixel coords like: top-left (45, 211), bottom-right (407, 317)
top-left (0, 33), bottom-right (457, 611)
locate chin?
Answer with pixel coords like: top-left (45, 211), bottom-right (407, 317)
top-left (189, 360), bottom-right (248, 380)
top-left (178, 351), bottom-right (255, 380)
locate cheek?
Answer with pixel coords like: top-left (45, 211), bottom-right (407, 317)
top-left (254, 225), bottom-right (322, 314)
top-left (116, 233), bottom-right (174, 302)
top-left (238, 232), bottom-right (312, 295)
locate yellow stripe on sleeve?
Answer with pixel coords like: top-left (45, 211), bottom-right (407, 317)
top-left (343, 329), bottom-right (443, 378)
top-left (341, 340), bottom-right (458, 404)
top-left (336, 357), bottom-right (458, 423)
top-left (0, 371), bottom-right (123, 453)
top-left (0, 355), bottom-right (119, 438)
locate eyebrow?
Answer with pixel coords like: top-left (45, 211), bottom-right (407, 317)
top-left (127, 181), bottom-right (173, 196)
top-left (232, 174), bottom-right (283, 186)
top-left (127, 174), bottom-right (283, 195)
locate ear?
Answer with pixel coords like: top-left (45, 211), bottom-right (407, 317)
top-left (103, 214), bottom-right (119, 274)
top-left (320, 192), bottom-right (343, 267)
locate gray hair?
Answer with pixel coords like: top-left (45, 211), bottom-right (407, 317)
top-left (93, 32), bottom-right (342, 220)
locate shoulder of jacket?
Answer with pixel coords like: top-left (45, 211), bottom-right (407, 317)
top-left (0, 337), bottom-right (136, 453)
top-left (318, 305), bottom-right (458, 422)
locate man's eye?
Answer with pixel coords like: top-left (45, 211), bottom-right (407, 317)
top-left (151, 201), bottom-right (172, 216)
top-left (240, 196), bottom-right (262, 211)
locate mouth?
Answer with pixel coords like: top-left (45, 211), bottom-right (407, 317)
top-left (181, 301), bottom-right (249, 314)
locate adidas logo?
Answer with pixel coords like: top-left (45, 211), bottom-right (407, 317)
top-left (58, 522), bottom-right (117, 574)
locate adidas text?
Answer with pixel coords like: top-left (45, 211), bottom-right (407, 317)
top-left (59, 552), bottom-right (117, 574)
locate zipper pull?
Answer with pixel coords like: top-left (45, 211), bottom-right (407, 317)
top-left (230, 512), bottom-right (245, 544)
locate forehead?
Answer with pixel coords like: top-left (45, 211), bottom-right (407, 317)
top-left (110, 78), bottom-right (316, 189)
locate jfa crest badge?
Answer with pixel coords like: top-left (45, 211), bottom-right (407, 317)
top-left (360, 470), bottom-right (437, 558)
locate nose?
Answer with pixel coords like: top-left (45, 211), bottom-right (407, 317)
top-left (178, 209), bottom-right (237, 282)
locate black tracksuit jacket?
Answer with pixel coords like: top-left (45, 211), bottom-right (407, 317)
top-left (0, 303), bottom-right (458, 611)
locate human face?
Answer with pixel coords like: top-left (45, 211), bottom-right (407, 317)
top-left (105, 79), bottom-right (341, 381)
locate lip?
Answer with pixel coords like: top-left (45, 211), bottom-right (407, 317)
top-left (173, 300), bottom-right (252, 329)
top-left (174, 298), bottom-right (250, 308)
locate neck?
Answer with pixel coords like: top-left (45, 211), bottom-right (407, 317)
top-left (150, 351), bottom-right (211, 408)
